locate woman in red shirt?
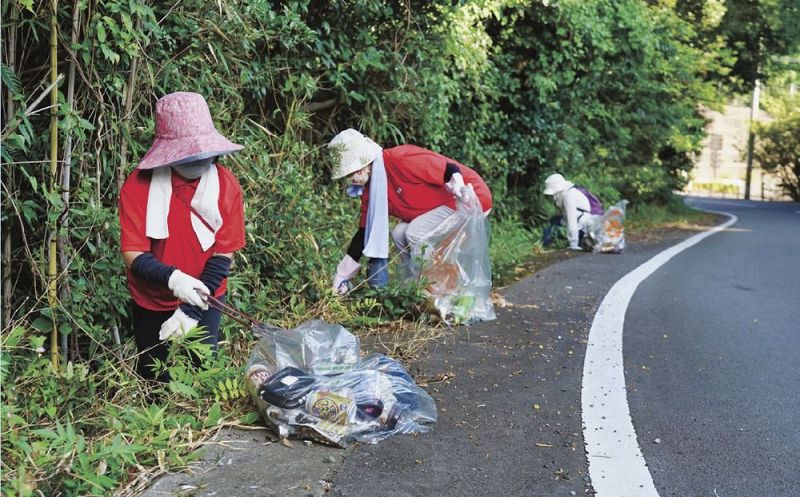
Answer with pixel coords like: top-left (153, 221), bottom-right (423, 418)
top-left (119, 92), bottom-right (245, 381)
top-left (328, 129), bottom-right (492, 293)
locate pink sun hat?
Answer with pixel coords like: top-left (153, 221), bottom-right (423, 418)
top-left (136, 92), bottom-right (243, 170)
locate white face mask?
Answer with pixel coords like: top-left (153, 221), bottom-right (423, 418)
top-left (173, 159), bottom-right (213, 179)
top-left (349, 167), bottom-right (371, 186)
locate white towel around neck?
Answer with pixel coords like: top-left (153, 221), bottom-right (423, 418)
top-left (145, 165), bottom-right (223, 252)
top-left (363, 154), bottom-right (390, 259)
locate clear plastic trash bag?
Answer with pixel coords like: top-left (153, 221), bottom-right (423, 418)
top-left (413, 185), bottom-right (496, 325)
top-left (245, 320), bottom-right (437, 447)
top-left (273, 320), bottom-right (360, 375)
top-left (587, 200), bottom-right (629, 254)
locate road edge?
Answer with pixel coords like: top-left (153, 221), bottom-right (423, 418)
top-left (581, 210), bottom-right (737, 497)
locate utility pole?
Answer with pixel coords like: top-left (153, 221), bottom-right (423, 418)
top-left (743, 78), bottom-right (760, 200)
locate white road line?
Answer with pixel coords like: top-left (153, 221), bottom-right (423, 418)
top-left (581, 211), bottom-right (738, 497)
top-left (685, 198), bottom-right (757, 209)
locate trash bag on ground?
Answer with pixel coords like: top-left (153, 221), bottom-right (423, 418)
top-left (587, 200), bottom-right (629, 254)
top-left (245, 320), bottom-right (437, 447)
top-left (413, 185), bottom-right (496, 324)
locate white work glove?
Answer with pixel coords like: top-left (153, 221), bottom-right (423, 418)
top-left (445, 172), bottom-right (467, 199)
top-left (167, 270), bottom-right (210, 309)
top-left (159, 308), bottom-right (199, 340)
top-left (332, 255), bottom-right (361, 295)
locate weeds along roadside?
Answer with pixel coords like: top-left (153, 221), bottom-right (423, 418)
top-left (0, 200), bottom-right (713, 496)
top-left (627, 197), bottom-right (718, 235)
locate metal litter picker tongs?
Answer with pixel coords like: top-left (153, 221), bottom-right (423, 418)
top-left (205, 294), bottom-right (281, 336)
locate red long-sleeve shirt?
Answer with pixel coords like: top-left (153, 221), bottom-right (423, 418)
top-left (119, 165), bottom-right (245, 310)
top-left (358, 145), bottom-right (492, 227)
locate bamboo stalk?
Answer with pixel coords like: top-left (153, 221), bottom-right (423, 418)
top-left (1, 74), bottom-right (64, 141)
top-left (116, 18), bottom-right (141, 194)
top-left (3, 0), bottom-right (19, 328)
top-left (48, 1), bottom-right (60, 371)
top-left (58, 0), bottom-right (80, 364)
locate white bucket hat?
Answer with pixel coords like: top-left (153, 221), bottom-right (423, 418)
top-left (328, 128), bottom-right (383, 180)
top-left (543, 173), bottom-right (574, 195)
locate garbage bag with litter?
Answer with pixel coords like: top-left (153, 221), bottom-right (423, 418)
top-left (587, 200), bottom-right (629, 254)
top-left (413, 185), bottom-right (496, 324)
top-left (245, 320), bottom-right (437, 447)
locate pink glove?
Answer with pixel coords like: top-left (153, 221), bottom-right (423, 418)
top-left (332, 255), bottom-right (361, 294)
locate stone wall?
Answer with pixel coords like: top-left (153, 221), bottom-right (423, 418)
top-left (688, 104), bottom-right (788, 200)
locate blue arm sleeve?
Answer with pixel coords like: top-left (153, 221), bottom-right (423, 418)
top-left (444, 162), bottom-right (461, 182)
top-left (180, 255), bottom-right (233, 320)
top-left (130, 253), bottom-right (175, 286)
top-left (346, 228), bottom-right (366, 261)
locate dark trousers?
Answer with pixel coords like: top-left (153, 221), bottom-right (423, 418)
top-left (542, 215), bottom-right (564, 246)
top-left (132, 296), bottom-right (224, 381)
top-left (542, 215), bottom-right (587, 248)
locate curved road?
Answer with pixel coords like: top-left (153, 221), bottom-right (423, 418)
top-left (332, 197), bottom-right (799, 497)
top-left (142, 197), bottom-right (799, 497)
top-left (624, 198), bottom-right (800, 496)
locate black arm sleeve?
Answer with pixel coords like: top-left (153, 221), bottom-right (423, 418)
top-left (346, 228), bottom-right (366, 261)
top-left (180, 255), bottom-right (233, 320)
top-left (444, 162), bottom-right (461, 183)
top-left (130, 252), bottom-right (175, 286)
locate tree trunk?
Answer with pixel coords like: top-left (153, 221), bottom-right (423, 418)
top-left (116, 19), bottom-right (141, 195)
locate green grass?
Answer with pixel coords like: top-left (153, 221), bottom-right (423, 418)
top-left (626, 198), bottom-right (716, 233)
top-left (490, 217), bottom-right (541, 285)
top-left (0, 328), bottom-right (257, 497)
top-left (488, 196), bottom-right (718, 286)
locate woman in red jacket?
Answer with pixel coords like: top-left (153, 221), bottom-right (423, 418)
top-left (119, 92), bottom-right (246, 381)
top-left (329, 129), bottom-right (492, 293)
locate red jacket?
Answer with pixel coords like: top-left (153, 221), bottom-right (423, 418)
top-left (119, 165), bottom-right (246, 311)
top-left (359, 145), bottom-right (492, 227)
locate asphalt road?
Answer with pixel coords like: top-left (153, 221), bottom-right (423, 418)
top-left (625, 197), bottom-right (800, 497)
top-left (332, 198), bottom-right (799, 497)
top-left (143, 197), bottom-right (798, 497)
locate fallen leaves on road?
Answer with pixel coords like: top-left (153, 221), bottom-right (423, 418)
top-left (491, 292), bottom-right (540, 309)
top-left (417, 372), bottom-right (455, 387)
top-left (492, 293), bottom-right (513, 308)
top-left (553, 468), bottom-right (570, 480)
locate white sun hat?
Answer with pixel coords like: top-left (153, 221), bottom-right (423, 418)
top-left (328, 128), bottom-right (383, 180)
top-left (543, 173), bottom-right (574, 195)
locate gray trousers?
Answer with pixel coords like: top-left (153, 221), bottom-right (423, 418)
top-left (392, 205), bottom-right (456, 263)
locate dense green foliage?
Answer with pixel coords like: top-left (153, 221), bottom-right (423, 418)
top-left (675, 0), bottom-right (800, 90)
top-left (755, 67), bottom-right (800, 200)
top-left (754, 114), bottom-right (800, 200)
top-left (2, 0), bottom-right (793, 494)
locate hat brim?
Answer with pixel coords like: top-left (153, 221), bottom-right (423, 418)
top-left (332, 156), bottom-right (377, 180)
top-left (137, 131), bottom-right (243, 170)
top-left (544, 181), bottom-right (573, 195)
